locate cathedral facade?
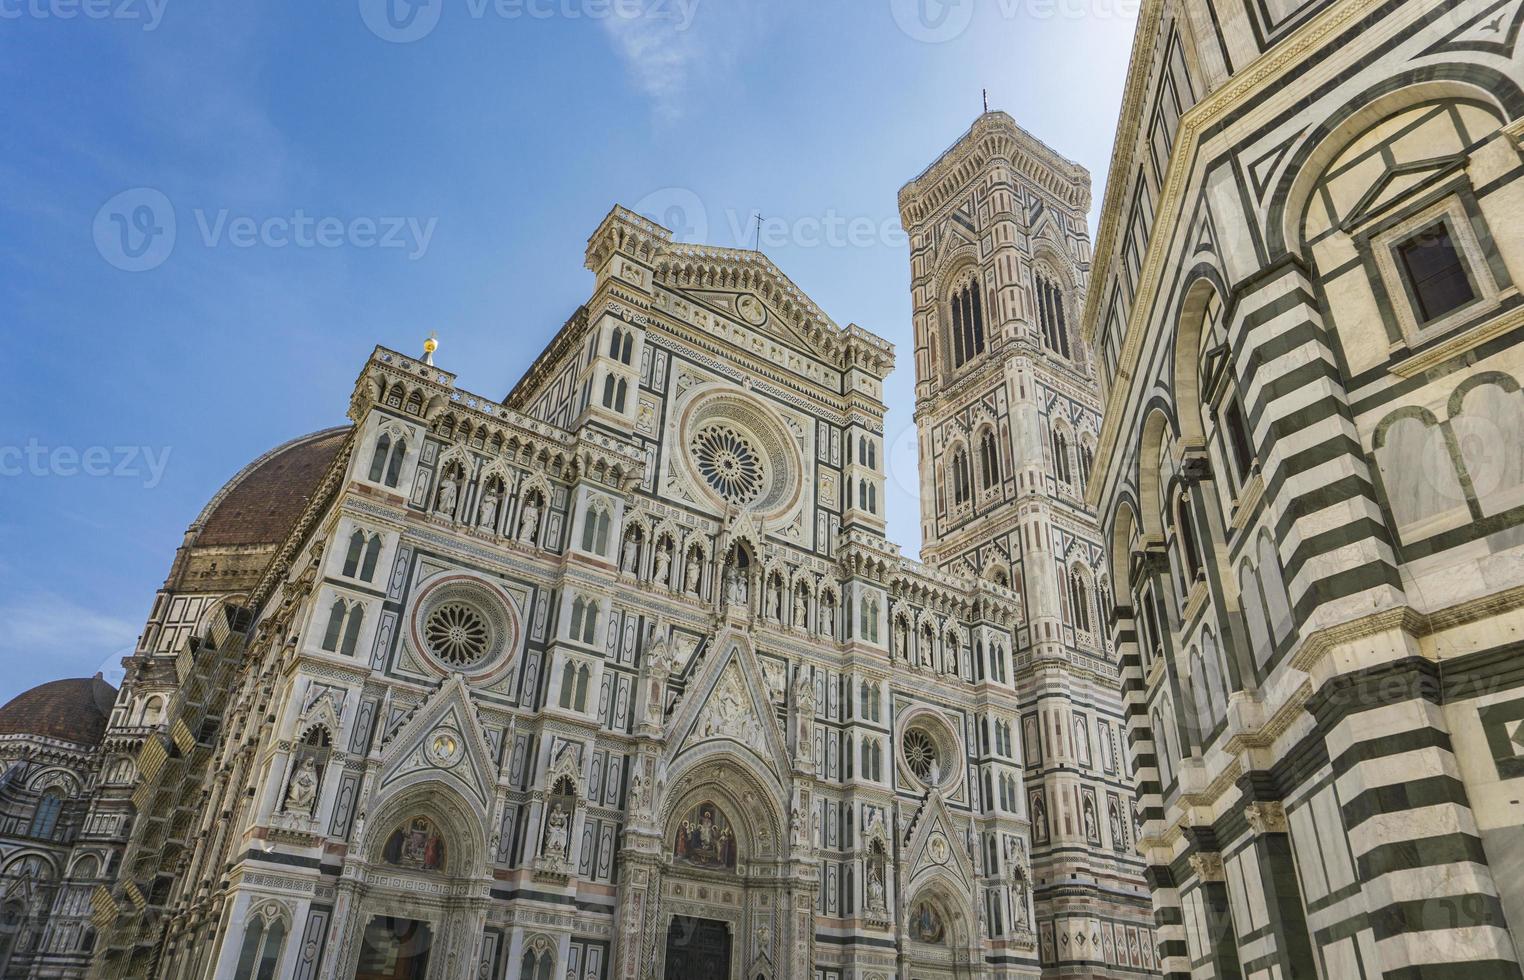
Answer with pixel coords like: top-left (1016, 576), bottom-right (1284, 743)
top-left (0, 120), bottom-right (1153, 980)
top-left (1082, 0), bottom-right (1524, 975)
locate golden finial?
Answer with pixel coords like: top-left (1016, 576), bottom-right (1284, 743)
top-left (423, 331), bottom-right (439, 366)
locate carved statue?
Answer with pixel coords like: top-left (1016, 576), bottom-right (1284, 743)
top-left (725, 566), bottom-right (748, 606)
top-left (866, 860), bottom-right (888, 914)
top-left (283, 757), bottom-right (319, 817)
top-left (544, 803), bottom-right (570, 858)
top-left (478, 490), bottom-right (500, 531)
top-left (794, 590), bottom-right (807, 627)
top-left (653, 545), bottom-right (671, 586)
top-left (794, 670), bottom-right (816, 763)
top-left (684, 555), bottom-right (701, 595)
top-left (517, 500), bottom-right (541, 544)
top-left (629, 772), bottom-right (646, 810)
top-left (435, 473), bottom-right (459, 517)
top-left (622, 536), bottom-right (640, 574)
top-left (770, 582), bottom-right (783, 621)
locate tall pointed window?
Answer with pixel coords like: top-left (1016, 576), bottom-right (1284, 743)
top-left (952, 449), bottom-right (972, 506)
top-left (368, 433), bottom-right (407, 488)
top-left (1051, 428), bottom-right (1072, 485)
top-left (979, 428), bottom-right (1000, 487)
top-left (1036, 272), bottom-right (1072, 359)
top-left (949, 274), bottom-right (987, 369)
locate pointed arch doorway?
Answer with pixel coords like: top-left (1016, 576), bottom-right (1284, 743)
top-left (355, 916), bottom-right (432, 980)
top-left (664, 916), bottom-right (732, 980)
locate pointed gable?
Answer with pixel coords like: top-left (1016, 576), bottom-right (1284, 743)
top-left (376, 675), bottom-right (497, 810)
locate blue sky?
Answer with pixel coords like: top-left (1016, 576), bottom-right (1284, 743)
top-left (0, 0), bottom-right (1137, 702)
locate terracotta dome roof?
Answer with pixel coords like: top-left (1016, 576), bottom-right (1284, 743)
top-left (0, 675), bottom-right (118, 746)
top-left (195, 428), bottom-right (351, 548)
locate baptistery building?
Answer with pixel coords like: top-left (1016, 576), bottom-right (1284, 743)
top-left (1, 118), bottom-right (1157, 980)
top-left (1082, 0), bottom-right (1524, 973)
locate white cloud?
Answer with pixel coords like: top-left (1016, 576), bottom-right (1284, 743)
top-left (0, 592), bottom-right (139, 689)
top-left (601, 1), bottom-right (746, 123)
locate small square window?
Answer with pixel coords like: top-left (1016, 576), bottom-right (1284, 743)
top-left (1396, 222), bottom-right (1476, 323)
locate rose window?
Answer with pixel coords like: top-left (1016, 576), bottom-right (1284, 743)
top-left (691, 424), bottom-right (765, 505)
top-left (424, 601), bottom-right (491, 667)
top-left (902, 727), bottom-right (939, 782)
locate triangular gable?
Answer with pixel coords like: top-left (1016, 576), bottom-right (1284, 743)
top-left (376, 674), bottom-right (496, 809)
top-left (904, 790), bottom-right (977, 894)
top-left (664, 630), bottom-right (790, 779)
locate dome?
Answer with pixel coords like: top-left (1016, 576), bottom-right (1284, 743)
top-left (0, 675), bottom-right (117, 747)
top-left (193, 427), bottom-right (351, 548)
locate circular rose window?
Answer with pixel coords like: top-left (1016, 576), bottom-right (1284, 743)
top-left (900, 715), bottom-right (961, 789)
top-left (408, 575), bottom-right (520, 679)
top-left (677, 389), bottom-right (802, 519)
top-left (424, 602), bottom-right (491, 667)
top-left (903, 728), bottom-right (939, 782)
top-left (691, 424), bottom-right (766, 505)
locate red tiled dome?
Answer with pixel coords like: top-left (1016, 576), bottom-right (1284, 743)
top-left (195, 428), bottom-right (350, 547)
top-left (0, 675), bottom-right (117, 746)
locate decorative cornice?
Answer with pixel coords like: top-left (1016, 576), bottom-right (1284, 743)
top-left (898, 111), bottom-right (1090, 225)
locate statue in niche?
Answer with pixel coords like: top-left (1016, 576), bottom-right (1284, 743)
top-left (544, 803), bottom-right (570, 859)
top-left (684, 553), bottom-right (701, 595)
top-left (794, 589), bottom-right (807, 628)
top-left (794, 670), bottom-right (816, 762)
top-left (725, 565), bottom-right (748, 606)
top-left (283, 757), bottom-right (320, 816)
top-left (435, 472), bottom-right (460, 517)
top-left (770, 580), bottom-right (783, 621)
top-left (517, 499), bottom-right (541, 544)
top-left (866, 849), bottom-right (888, 914)
top-left (478, 488), bottom-right (500, 531)
top-left (653, 543), bottom-right (671, 586)
top-left (621, 535), bottom-right (640, 574)
top-left (896, 619), bottom-right (911, 661)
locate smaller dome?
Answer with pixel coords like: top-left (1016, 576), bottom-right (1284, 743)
top-left (0, 675), bottom-right (117, 747)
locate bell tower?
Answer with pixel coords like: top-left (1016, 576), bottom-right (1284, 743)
top-left (899, 112), bottom-right (1160, 975)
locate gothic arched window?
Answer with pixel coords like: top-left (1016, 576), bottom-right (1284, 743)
top-left (949, 274), bottom-right (987, 369)
top-left (581, 504), bottom-right (611, 555)
top-left (979, 428), bottom-right (1000, 487)
top-left (29, 790), bottom-right (63, 839)
top-left (952, 449), bottom-right (971, 506)
top-left (322, 599), bottom-right (364, 657)
top-left (1051, 428), bottom-right (1072, 485)
top-left (368, 433), bottom-right (407, 488)
top-left (1036, 271), bottom-right (1072, 359)
top-left (232, 907), bottom-right (288, 980)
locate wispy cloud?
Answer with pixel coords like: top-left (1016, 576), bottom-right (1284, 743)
top-left (0, 592), bottom-right (139, 691)
top-left (600, 1), bottom-right (742, 124)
